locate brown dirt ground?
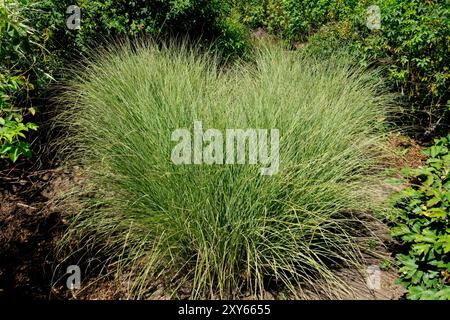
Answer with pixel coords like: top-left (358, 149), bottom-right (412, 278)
top-left (0, 166), bottom-right (73, 299)
top-left (382, 133), bottom-right (426, 171)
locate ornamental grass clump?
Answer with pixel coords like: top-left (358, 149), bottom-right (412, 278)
top-left (56, 41), bottom-right (395, 299)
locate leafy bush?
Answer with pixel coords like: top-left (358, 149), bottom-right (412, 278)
top-left (390, 134), bottom-right (450, 300)
top-left (238, 0), bottom-right (450, 136)
top-left (0, 0), bottom-right (47, 163)
top-left (28, 0), bottom-right (250, 58)
top-left (56, 41), bottom-right (395, 298)
top-left (237, 0), bottom-right (358, 43)
top-left (0, 74), bottom-right (38, 162)
top-left (353, 0), bottom-right (450, 136)
top-left (1, 0), bottom-right (253, 165)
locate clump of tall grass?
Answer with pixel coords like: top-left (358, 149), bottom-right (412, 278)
top-left (55, 40), bottom-right (396, 299)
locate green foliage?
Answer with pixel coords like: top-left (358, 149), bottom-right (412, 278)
top-left (1, 0), bottom-right (252, 164)
top-left (56, 41), bottom-right (395, 298)
top-left (29, 0), bottom-right (250, 58)
top-left (354, 0), bottom-right (450, 134)
top-left (237, 0), bottom-right (450, 136)
top-left (0, 74), bottom-right (38, 162)
top-left (237, 0), bottom-right (358, 43)
top-left (0, 0), bottom-right (44, 163)
top-left (390, 134), bottom-right (450, 300)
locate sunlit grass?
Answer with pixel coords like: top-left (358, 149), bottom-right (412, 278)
top-left (55, 40), bottom-right (396, 299)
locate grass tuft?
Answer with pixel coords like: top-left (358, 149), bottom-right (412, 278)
top-left (55, 40), bottom-right (396, 299)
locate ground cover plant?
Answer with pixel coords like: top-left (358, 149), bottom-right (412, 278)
top-left (390, 134), bottom-right (450, 300)
top-left (54, 41), bottom-right (397, 299)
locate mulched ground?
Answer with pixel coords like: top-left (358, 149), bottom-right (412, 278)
top-left (383, 133), bottom-right (427, 170)
top-left (0, 165), bottom-right (72, 299)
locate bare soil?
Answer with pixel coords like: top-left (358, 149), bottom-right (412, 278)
top-left (0, 166), bottom-right (72, 299)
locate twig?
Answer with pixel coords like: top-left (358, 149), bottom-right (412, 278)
top-left (17, 202), bottom-right (37, 210)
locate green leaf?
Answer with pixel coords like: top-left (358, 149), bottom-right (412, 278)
top-left (426, 196), bottom-right (441, 207)
top-left (391, 224), bottom-right (411, 237)
top-left (9, 146), bottom-right (20, 162)
top-left (426, 208), bottom-right (447, 219)
top-left (413, 243), bottom-right (431, 256)
top-left (407, 286), bottom-right (438, 300)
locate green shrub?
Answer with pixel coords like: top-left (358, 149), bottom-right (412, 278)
top-left (238, 0), bottom-right (358, 43)
top-left (0, 74), bottom-right (38, 162)
top-left (28, 0), bottom-right (250, 58)
top-left (56, 41), bottom-right (396, 298)
top-left (1, 0), bottom-right (252, 164)
top-left (390, 134), bottom-right (450, 300)
top-left (309, 0), bottom-right (449, 136)
top-left (359, 0), bottom-right (449, 136)
top-left (0, 0), bottom-right (47, 163)
top-left (238, 0), bottom-right (450, 136)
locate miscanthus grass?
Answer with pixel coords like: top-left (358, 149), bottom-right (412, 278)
top-left (54, 41), bottom-right (396, 299)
